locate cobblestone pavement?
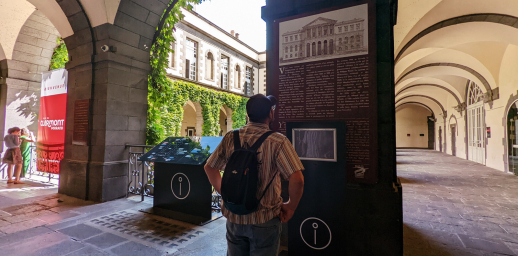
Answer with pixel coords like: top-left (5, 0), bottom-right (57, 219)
top-left (400, 149), bottom-right (518, 256)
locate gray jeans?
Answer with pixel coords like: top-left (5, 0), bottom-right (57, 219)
top-left (226, 217), bottom-right (282, 256)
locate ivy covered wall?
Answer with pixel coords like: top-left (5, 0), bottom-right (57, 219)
top-left (147, 0), bottom-right (248, 145)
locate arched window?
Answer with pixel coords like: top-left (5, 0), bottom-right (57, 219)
top-left (285, 47), bottom-right (288, 53)
top-left (329, 39), bottom-right (334, 54)
top-left (205, 52), bottom-right (214, 80)
top-left (356, 35), bottom-right (361, 42)
top-left (220, 55), bottom-right (229, 89)
top-left (468, 82), bottom-right (484, 105)
top-left (350, 36), bottom-right (354, 43)
top-left (467, 81), bottom-right (486, 164)
top-left (344, 37), bottom-right (348, 44)
top-left (344, 46), bottom-right (348, 50)
top-left (295, 45), bottom-right (298, 51)
top-left (235, 65), bottom-right (241, 88)
top-left (290, 46), bottom-right (293, 52)
top-left (306, 43), bottom-right (310, 57)
top-left (318, 41), bottom-right (322, 55)
top-left (312, 42), bottom-right (316, 56)
top-left (323, 40), bottom-right (328, 54)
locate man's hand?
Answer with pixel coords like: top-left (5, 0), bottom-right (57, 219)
top-left (204, 164), bottom-right (222, 194)
top-left (280, 203), bottom-right (296, 222)
top-left (279, 170), bottom-right (304, 223)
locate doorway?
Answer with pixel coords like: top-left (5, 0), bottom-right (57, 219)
top-left (467, 82), bottom-right (486, 165)
top-left (451, 124), bottom-right (456, 156)
top-left (439, 126), bottom-right (442, 152)
top-left (508, 101), bottom-right (518, 174)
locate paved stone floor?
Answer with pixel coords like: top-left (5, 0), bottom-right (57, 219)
top-left (400, 149), bottom-right (518, 255)
top-left (2, 149), bottom-right (518, 255)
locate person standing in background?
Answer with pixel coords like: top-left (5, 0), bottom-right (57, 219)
top-left (3, 127), bottom-right (24, 184)
top-left (20, 128), bottom-right (35, 178)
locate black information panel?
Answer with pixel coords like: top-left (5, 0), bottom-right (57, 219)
top-left (286, 122), bottom-right (346, 255)
top-left (140, 137), bottom-right (223, 224)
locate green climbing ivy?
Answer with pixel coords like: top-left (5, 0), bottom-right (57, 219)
top-left (49, 38), bottom-right (68, 70)
top-left (147, 0), bottom-right (248, 145)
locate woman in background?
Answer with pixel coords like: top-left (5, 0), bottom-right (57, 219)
top-left (20, 128), bottom-right (35, 178)
top-left (3, 127), bottom-right (24, 184)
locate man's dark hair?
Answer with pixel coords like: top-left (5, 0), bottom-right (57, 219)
top-left (246, 94), bottom-right (277, 123)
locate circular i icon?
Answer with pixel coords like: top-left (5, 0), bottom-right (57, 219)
top-left (171, 173), bottom-right (190, 200)
top-left (300, 217), bottom-right (332, 250)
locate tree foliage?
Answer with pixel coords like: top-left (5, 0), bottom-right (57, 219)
top-left (49, 38), bottom-right (68, 70)
top-left (147, 0), bottom-right (248, 145)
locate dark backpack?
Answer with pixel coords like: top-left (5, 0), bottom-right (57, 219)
top-left (221, 129), bottom-right (277, 215)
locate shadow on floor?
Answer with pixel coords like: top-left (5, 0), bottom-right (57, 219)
top-left (404, 224), bottom-right (457, 256)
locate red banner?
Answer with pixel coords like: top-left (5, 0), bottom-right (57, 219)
top-left (37, 69), bottom-right (68, 174)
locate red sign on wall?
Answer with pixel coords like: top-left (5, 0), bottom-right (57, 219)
top-left (37, 69), bottom-right (68, 174)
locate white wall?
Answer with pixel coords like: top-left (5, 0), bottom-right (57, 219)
top-left (396, 105), bottom-right (430, 148)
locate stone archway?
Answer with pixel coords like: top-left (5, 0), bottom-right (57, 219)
top-left (181, 101), bottom-right (197, 137)
top-left (52, 0), bottom-right (176, 202)
top-left (0, 10), bottom-right (61, 141)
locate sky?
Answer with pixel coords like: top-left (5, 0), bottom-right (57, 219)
top-left (194, 0), bottom-right (267, 52)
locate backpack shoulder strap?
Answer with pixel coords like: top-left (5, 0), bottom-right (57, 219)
top-left (233, 129), bottom-right (241, 150)
top-left (250, 131), bottom-right (274, 152)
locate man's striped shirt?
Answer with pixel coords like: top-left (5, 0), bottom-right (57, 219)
top-left (206, 122), bottom-right (304, 225)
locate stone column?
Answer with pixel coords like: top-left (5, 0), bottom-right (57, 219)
top-left (57, 0), bottom-right (152, 202)
top-left (225, 106), bottom-right (233, 132)
top-left (194, 102), bottom-right (203, 136)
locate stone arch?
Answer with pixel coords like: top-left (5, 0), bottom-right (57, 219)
top-left (54, 0), bottom-right (174, 201)
top-left (2, 10), bottom-right (62, 137)
top-left (396, 84), bottom-right (462, 107)
top-left (396, 95), bottom-right (447, 117)
top-left (205, 50), bottom-right (214, 80)
top-left (182, 100), bottom-right (198, 137)
top-left (396, 102), bottom-right (435, 118)
top-left (396, 63), bottom-right (492, 94)
top-left (396, 14), bottom-right (518, 62)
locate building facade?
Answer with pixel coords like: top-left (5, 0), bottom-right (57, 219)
top-left (164, 9), bottom-right (267, 137)
top-left (280, 17), bottom-right (366, 64)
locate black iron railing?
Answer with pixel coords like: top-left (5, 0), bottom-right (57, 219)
top-left (1, 145), bottom-right (58, 183)
top-left (126, 145), bottom-right (155, 201)
top-left (125, 144), bottom-right (222, 212)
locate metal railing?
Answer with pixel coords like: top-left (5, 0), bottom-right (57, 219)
top-left (1, 145), bottom-right (58, 183)
top-left (27, 145), bottom-right (59, 183)
top-left (126, 144), bottom-right (222, 212)
top-left (126, 145), bottom-right (155, 201)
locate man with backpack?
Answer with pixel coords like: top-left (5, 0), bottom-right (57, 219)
top-left (204, 94), bottom-right (305, 256)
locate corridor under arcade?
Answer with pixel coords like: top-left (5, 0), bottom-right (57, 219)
top-left (400, 149), bottom-right (518, 255)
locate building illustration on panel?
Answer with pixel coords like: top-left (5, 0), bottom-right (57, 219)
top-left (280, 17), bottom-right (367, 64)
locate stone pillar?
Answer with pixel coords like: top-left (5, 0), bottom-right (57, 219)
top-left (57, 0), bottom-right (153, 202)
top-left (225, 106), bottom-right (233, 132)
top-left (194, 102), bottom-right (203, 136)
